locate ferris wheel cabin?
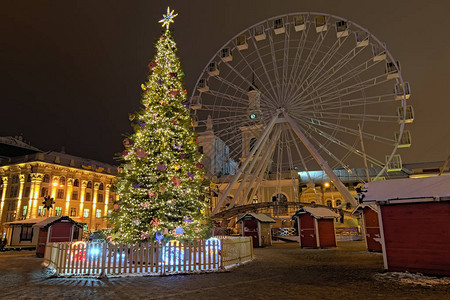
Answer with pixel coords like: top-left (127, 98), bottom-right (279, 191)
top-left (220, 47), bottom-right (233, 62)
top-left (386, 154), bottom-right (403, 172)
top-left (197, 78), bottom-right (209, 93)
top-left (372, 43), bottom-right (387, 61)
top-left (355, 31), bottom-right (369, 47)
top-left (336, 20), bottom-right (349, 38)
top-left (397, 105), bottom-right (415, 124)
top-left (394, 82), bottom-right (411, 100)
top-left (386, 61), bottom-right (400, 80)
top-left (254, 25), bottom-right (266, 41)
top-left (395, 130), bottom-right (412, 148)
top-left (293, 15), bottom-right (306, 31)
top-left (236, 35), bottom-right (248, 50)
top-left (190, 96), bottom-right (202, 110)
top-left (207, 62), bottom-right (219, 77)
top-left (315, 15), bottom-right (328, 32)
top-left (273, 18), bottom-right (285, 35)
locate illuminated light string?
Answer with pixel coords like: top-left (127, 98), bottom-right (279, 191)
top-left (108, 7), bottom-right (210, 244)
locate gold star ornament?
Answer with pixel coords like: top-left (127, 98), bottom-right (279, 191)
top-left (159, 7), bottom-right (178, 29)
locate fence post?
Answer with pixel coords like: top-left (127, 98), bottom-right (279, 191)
top-left (99, 242), bottom-right (107, 278)
top-left (219, 239), bottom-right (224, 270)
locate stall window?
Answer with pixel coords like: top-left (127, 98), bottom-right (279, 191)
top-left (20, 225), bottom-right (33, 241)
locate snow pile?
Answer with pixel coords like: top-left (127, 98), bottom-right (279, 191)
top-left (374, 271), bottom-right (450, 287)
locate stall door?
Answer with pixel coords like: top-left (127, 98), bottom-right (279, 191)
top-left (243, 219), bottom-right (259, 247)
top-left (36, 228), bottom-right (48, 258)
top-left (299, 214), bottom-right (317, 248)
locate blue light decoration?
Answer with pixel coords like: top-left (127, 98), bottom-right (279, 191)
top-left (205, 238), bottom-right (221, 256)
top-left (89, 246), bottom-right (101, 257)
top-left (250, 113), bottom-right (256, 119)
top-left (162, 240), bottom-right (185, 265)
top-left (155, 231), bottom-right (164, 244)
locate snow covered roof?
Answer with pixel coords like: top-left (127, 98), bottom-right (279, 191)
top-left (293, 207), bottom-right (340, 219)
top-left (5, 216), bottom-right (82, 228)
top-left (237, 213), bottom-right (276, 223)
top-left (362, 175), bottom-right (450, 204)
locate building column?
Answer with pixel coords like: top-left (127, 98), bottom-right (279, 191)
top-left (79, 180), bottom-right (87, 219)
top-left (30, 173), bottom-right (44, 219)
top-left (15, 175), bottom-right (26, 220)
top-left (91, 182), bottom-right (100, 230)
top-left (65, 178), bottom-right (73, 216)
top-left (104, 184), bottom-right (111, 217)
top-left (0, 177), bottom-right (9, 230)
top-left (49, 176), bottom-right (60, 217)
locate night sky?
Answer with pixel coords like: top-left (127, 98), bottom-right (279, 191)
top-left (2, 0), bottom-right (449, 165)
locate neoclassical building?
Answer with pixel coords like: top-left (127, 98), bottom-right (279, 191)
top-left (0, 151), bottom-right (118, 235)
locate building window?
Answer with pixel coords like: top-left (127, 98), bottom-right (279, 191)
top-left (198, 146), bottom-right (204, 154)
top-left (41, 187), bottom-right (49, 197)
top-left (87, 181), bottom-right (93, 189)
top-left (99, 183), bottom-right (104, 190)
top-left (70, 207), bottom-right (77, 217)
top-left (85, 192), bottom-right (91, 201)
top-left (335, 200), bottom-right (342, 207)
top-left (83, 208), bottom-right (89, 218)
top-left (38, 206), bottom-right (44, 216)
top-left (7, 200), bottom-right (16, 211)
top-left (326, 200), bottom-right (332, 207)
top-left (6, 212), bottom-right (15, 222)
top-left (73, 179), bottom-right (79, 187)
top-left (27, 174), bottom-right (32, 182)
top-left (22, 205), bottom-right (28, 216)
top-left (59, 177), bottom-right (65, 186)
top-left (43, 174), bottom-right (50, 183)
top-left (20, 225), bottom-right (33, 241)
top-left (72, 191), bottom-right (78, 200)
top-left (55, 207), bottom-right (62, 216)
top-left (9, 186), bottom-right (18, 198)
top-left (96, 209), bottom-right (102, 218)
top-left (57, 189), bottom-right (64, 199)
top-left (97, 193), bottom-right (104, 203)
top-left (12, 175), bottom-right (19, 184)
top-left (107, 210), bottom-right (112, 217)
top-left (24, 187), bottom-right (31, 198)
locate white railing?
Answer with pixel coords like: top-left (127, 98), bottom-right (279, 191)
top-left (272, 227), bottom-right (297, 237)
top-left (44, 237), bottom-right (252, 277)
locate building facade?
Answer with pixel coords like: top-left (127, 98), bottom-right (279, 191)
top-left (0, 151), bottom-right (118, 235)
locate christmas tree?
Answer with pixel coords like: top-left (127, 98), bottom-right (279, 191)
top-left (109, 8), bottom-right (210, 243)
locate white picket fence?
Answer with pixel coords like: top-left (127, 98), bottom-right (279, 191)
top-left (44, 237), bottom-right (252, 277)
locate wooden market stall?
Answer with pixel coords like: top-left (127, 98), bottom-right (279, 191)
top-left (293, 207), bottom-right (339, 248)
top-left (363, 175), bottom-right (450, 276)
top-left (237, 213), bottom-right (276, 247)
top-left (5, 216), bottom-right (83, 257)
top-left (352, 204), bottom-right (382, 252)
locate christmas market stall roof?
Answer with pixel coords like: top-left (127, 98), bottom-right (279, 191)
top-left (362, 175), bottom-right (450, 204)
top-left (5, 216), bottom-right (83, 228)
top-left (352, 203), bottom-right (377, 215)
top-left (237, 213), bottom-right (276, 223)
top-left (293, 207), bottom-right (340, 219)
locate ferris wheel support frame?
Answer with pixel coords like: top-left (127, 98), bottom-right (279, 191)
top-left (212, 112), bottom-right (281, 215)
top-left (212, 110), bottom-right (358, 216)
top-left (283, 110), bottom-right (357, 206)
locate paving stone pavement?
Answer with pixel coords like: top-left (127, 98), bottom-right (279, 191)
top-left (0, 241), bottom-right (448, 300)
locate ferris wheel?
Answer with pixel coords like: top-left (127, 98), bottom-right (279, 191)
top-left (189, 12), bottom-right (413, 214)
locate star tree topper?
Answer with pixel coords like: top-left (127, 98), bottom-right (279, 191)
top-left (159, 7), bottom-right (178, 29)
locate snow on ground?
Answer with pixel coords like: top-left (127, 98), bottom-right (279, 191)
top-left (374, 271), bottom-right (450, 287)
